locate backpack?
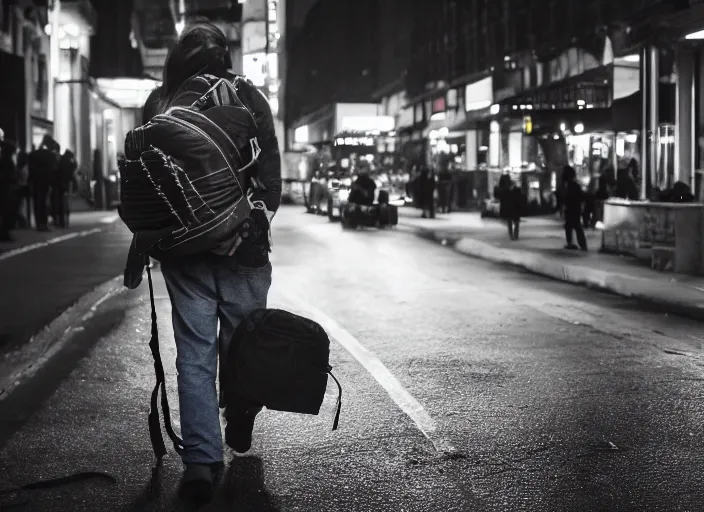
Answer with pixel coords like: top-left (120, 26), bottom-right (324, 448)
top-left (222, 308), bottom-right (342, 429)
top-left (118, 75), bottom-right (263, 261)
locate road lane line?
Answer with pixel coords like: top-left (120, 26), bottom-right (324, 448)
top-left (275, 288), bottom-right (455, 454)
top-left (0, 228), bottom-right (102, 262)
top-left (0, 275), bottom-right (125, 400)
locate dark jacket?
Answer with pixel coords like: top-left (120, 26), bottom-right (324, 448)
top-left (499, 186), bottom-right (522, 220)
top-left (351, 174), bottom-right (376, 206)
top-left (563, 181), bottom-right (584, 220)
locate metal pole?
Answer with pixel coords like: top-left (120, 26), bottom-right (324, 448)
top-left (691, 50), bottom-right (698, 192)
top-left (648, 45), bottom-right (660, 198)
top-left (640, 45), bottom-right (649, 200)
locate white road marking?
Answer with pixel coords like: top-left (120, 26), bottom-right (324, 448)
top-left (275, 287), bottom-right (455, 454)
top-left (0, 276), bottom-right (125, 400)
top-left (0, 228), bottom-right (102, 262)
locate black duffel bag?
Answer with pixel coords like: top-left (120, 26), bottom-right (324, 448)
top-left (222, 308), bottom-right (342, 429)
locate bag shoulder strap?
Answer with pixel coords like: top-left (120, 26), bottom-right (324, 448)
top-left (146, 265), bottom-right (187, 459)
top-left (327, 365), bottom-right (342, 431)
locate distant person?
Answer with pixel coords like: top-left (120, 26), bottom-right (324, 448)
top-left (562, 165), bottom-right (587, 251)
top-left (352, 170), bottom-right (376, 206)
top-left (15, 148), bottom-right (31, 228)
top-left (499, 178), bottom-right (522, 240)
top-left (48, 141), bottom-right (64, 227)
top-left (614, 159), bottom-right (638, 200)
top-left (28, 135), bottom-right (56, 231)
top-left (55, 149), bottom-right (77, 227)
top-left (437, 166), bottom-right (452, 214)
top-left (418, 167), bottom-right (435, 218)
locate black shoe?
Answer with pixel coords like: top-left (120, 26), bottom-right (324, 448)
top-left (225, 405), bottom-right (263, 454)
top-left (179, 463), bottom-right (218, 505)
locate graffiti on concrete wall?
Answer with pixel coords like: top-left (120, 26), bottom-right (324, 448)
top-left (643, 207), bottom-right (676, 247)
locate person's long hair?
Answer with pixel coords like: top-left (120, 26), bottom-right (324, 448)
top-left (159, 22), bottom-right (232, 111)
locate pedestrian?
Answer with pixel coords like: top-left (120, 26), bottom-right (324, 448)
top-left (0, 138), bottom-right (19, 242)
top-left (437, 165), bottom-right (452, 214)
top-left (16, 148), bottom-right (31, 228)
top-left (56, 149), bottom-right (77, 227)
top-left (48, 141), bottom-right (64, 227)
top-left (418, 167), bottom-right (435, 218)
top-left (28, 136), bottom-right (56, 231)
top-left (614, 159), bottom-right (639, 200)
top-left (561, 165), bottom-right (587, 251)
top-left (352, 167), bottom-right (376, 206)
top-left (128, 22), bottom-right (281, 504)
top-left (499, 177), bottom-right (522, 240)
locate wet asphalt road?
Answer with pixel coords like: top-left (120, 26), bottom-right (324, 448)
top-left (2, 205), bottom-right (704, 511)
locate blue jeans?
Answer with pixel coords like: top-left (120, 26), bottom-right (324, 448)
top-left (161, 258), bottom-right (272, 464)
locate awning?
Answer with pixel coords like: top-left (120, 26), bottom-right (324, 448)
top-left (611, 84), bottom-right (675, 132)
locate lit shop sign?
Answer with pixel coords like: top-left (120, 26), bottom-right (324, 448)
top-left (294, 125), bottom-right (309, 144)
top-left (334, 137), bottom-right (375, 146)
top-left (339, 116), bottom-right (394, 133)
top-left (243, 53), bottom-right (267, 87)
top-left (432, 96), bottom-right (446, 114)
top-left (465, 76), bottom-right (493, 112)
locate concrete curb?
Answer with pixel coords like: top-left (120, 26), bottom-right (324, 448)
top-left (402, 224), bottom-right (704, 321)
top-left (0, 275), bottom-right (126, 400)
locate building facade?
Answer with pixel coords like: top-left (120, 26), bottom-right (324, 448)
top-left (0, 0), bottom-right (51, 151)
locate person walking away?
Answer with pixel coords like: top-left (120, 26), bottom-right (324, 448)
top-left (353, 169), bottom-right (377, 206)
top-left (418, 167), bottom-right (435, 218)
top-left (48, 141), bottom-right (64, 227)
top-left (562, 165), bottom-right (587, 251)
top-left (15, 149), bottom-right (31, 228)
top-left (437, 166), bottom-right (452, 214)
top-left (0, 139), bottom-right (19, 241)
top-left (500, 179), bottom-right (522, 240)
top-left (614, 159), bottom-right (639, 200)
top-left (56, 149), bottom-right (77, 227)
top-left (583, 176), bottom-right (598, 228)
top-left (124, 23), bottom-right (282, 504)
top-left (28, 136), bottom-right (55, 231)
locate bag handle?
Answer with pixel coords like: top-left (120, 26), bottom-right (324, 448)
top-left (327, 366), bottom-right (342, 431)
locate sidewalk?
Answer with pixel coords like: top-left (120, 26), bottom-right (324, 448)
top-left (397, 208), bottom-right (704, 320)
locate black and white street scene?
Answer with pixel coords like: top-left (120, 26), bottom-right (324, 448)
top-left (3, 1), bottom-right (704, 511)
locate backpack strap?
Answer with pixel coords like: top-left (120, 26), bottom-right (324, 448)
top-left (327, 366), bottom-right (342, 431)
top-left (146, 264), bottom-right (187, 458)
